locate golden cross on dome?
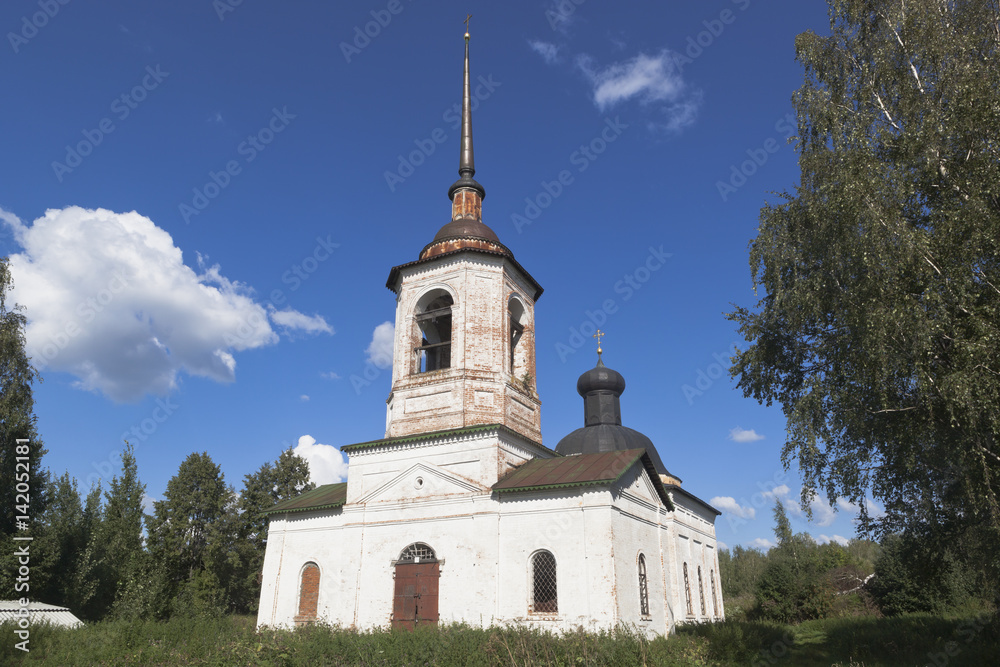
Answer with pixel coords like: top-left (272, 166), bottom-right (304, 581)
top-left (464, 14), bottom-right (472, 39)
top-left (593, 329), bottom-right (605, 356)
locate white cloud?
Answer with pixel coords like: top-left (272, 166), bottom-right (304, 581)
top-left (299, 394), bottom-right (310, 402)
top-left (717, 540), bottom-right (728, 550)
top-left (764, 484), bottom-right (837, 526)
top-left (292, 435), bottom-right (348, 485)
top-left (806, 496), bottom-right (837, 527)
top-left (838, 496), bottom-right (887, 519)
top-left (729, 426), bottom-right (765, 443)
top-left (749, 537), bottom-right (775, 550)
top-left (709, 496), bottom-right (756, 520)
top-left (837, 497), bottom-right (860, 514)
top-left (141, 493), bottom-right (156, 515)
top-left (866, 498), bottom-right (886, 518)
top-left (320, 371), bottom-right (340, 380)
top-left (2, 206), bottom-right (330, 402)
top-left (269, 308), bottom-right (333, 335)
top-left (366, 321), bottom-right (394, 369)
top-left (761, 483), bottom-right (803, 517)
top-left (576, 50), bottom-right (700, 131)
top-left (655, 93), bottom-right (703, 133)
top-left (529, 40), bottom-right (560, 64)
top-left (817, 534), bottom-right (850, 546)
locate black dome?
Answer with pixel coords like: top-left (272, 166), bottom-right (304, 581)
top-left (555, 424), bottom-right (669, 475)
top-left (576, 362), bottom-right (626, 396)
top-left (554, 356), bottom-right (670, 477)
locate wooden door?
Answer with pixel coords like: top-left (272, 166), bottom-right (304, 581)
top-left (391, 562), bottom-right (439, 630)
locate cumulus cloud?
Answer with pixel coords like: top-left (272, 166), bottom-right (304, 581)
top-left (3, 206), bottom-right (331, 401)
top-left (717, 540), bottom-right (728, 550)
top-left (729, 426), bottom-right (765, 443)
top-left (817, 534), bottom-right (850, 546)
top-left (366, 321), bottom-right (394, 369)
top-left (299, 394), bottom-right (310, 402)
top-left (292, 435), bottom-right (348, 485)
top-left (762, 483), bottom-right (837, 526)
top-left (576, 50), bottom-right (701, 131)
top-left (761, 483), bottom-right (803, 517)
top-left (320, 371), bottom-right (340, 380)
top-left (710, 496), bottom-right (756, 520)
top-left (529, 40), bottom-right (560, 64)
top-left (749, 538), bottom-right (775, 550)
top-left (806, 495), bottom-right (837, 527)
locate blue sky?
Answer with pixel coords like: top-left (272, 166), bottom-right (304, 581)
top-left (0, 0), bottom-right (877, 550)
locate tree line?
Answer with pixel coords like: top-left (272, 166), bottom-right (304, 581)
top-left (0, 440), bottom-right (312, 621)
top-left (719, 500), bottom-right (994, 624)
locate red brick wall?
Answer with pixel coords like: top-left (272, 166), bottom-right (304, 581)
top-left (296, 563), bottom-right (320, 623)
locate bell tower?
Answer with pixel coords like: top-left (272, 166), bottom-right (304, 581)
top-left (384, 26), bottom-right (543, 444)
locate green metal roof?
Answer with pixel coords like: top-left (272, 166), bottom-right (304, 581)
top-left (261, 482), bottom-right (347, 516)
top-left (340, 423), bottom-right (553, 454)
top-left (493, 449), bottom-right (674, 510)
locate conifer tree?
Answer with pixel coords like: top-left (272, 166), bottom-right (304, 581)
top-left (145, 451), bottom-right (234, 617)
top-left (0, 257), bottom-right (48, 538)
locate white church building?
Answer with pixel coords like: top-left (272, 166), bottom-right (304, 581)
top-left (256, 31), bottom-right (724, 636)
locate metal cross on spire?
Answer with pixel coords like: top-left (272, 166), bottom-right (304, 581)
top-left (594, 330), bottom-right (605, 356)
top-left (464, 13), bottom-right (471, 39)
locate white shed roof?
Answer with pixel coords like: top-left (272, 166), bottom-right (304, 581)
top-left (0, 600), bottom-right (83, 628)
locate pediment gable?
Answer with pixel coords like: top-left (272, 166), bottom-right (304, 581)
top-left (616, 464), bottom-right (660, 506)
top-left (357, 461), bottom-right (487, 504)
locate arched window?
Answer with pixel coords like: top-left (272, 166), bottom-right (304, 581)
top-left (638, 553), bottom-right (650, 616)
top-left (710, 569), bottom-right (719, 618)
top-left (397, 542), bottom-right (437, 563)
top-left (508, 297), bottom-right (526, 376)
top-left (414, 291), bottom-right (453, 373)
top-left (683, 562), bottom-right (693, 617)
top-left (530, 550), bottom-right (558, 614)
top-left (698, 566), bottom-right (707, 617)
top-left (296, 562), bottom-right (320, 625)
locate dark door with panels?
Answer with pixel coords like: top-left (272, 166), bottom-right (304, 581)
top-left (391, 542), bottom-right (439, 630)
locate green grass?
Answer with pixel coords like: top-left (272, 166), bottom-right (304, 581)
top-left (0, 613), bottom-right (995, 666)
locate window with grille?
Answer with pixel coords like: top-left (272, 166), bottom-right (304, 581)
top-left (710, 569), bottom-right (719, 618)
top-left (638, 553), bottom-right (650, 616)
top-left (698, 566), bottom-right (706, 616)
top-left (397, 542), bottom-right (437, 563)
top-left (415, 293), bottom-right (453, 373)
top-left (683, 562), bottom-right (693, 617)
top-left (530, 550), bottom-right (558, 614)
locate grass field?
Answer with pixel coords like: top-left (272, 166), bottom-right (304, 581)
top-left (1, 613), bottom-right (996, 665)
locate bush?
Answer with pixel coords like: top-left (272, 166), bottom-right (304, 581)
top-left (868, 533), bottom-right (977, 616)
top-left (754, 537), bottom-right (835, 624)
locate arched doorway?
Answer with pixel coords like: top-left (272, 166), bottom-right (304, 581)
top-left (392, 542), bottom-right (440, 629)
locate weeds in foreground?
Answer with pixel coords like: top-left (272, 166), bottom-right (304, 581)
top-left (0, 613), bottom-right (996, 666)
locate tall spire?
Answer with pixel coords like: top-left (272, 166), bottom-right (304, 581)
top-left (420, 17), bottom-right (508, 260)
top-left (448, 18), bottom-right (485, 203)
